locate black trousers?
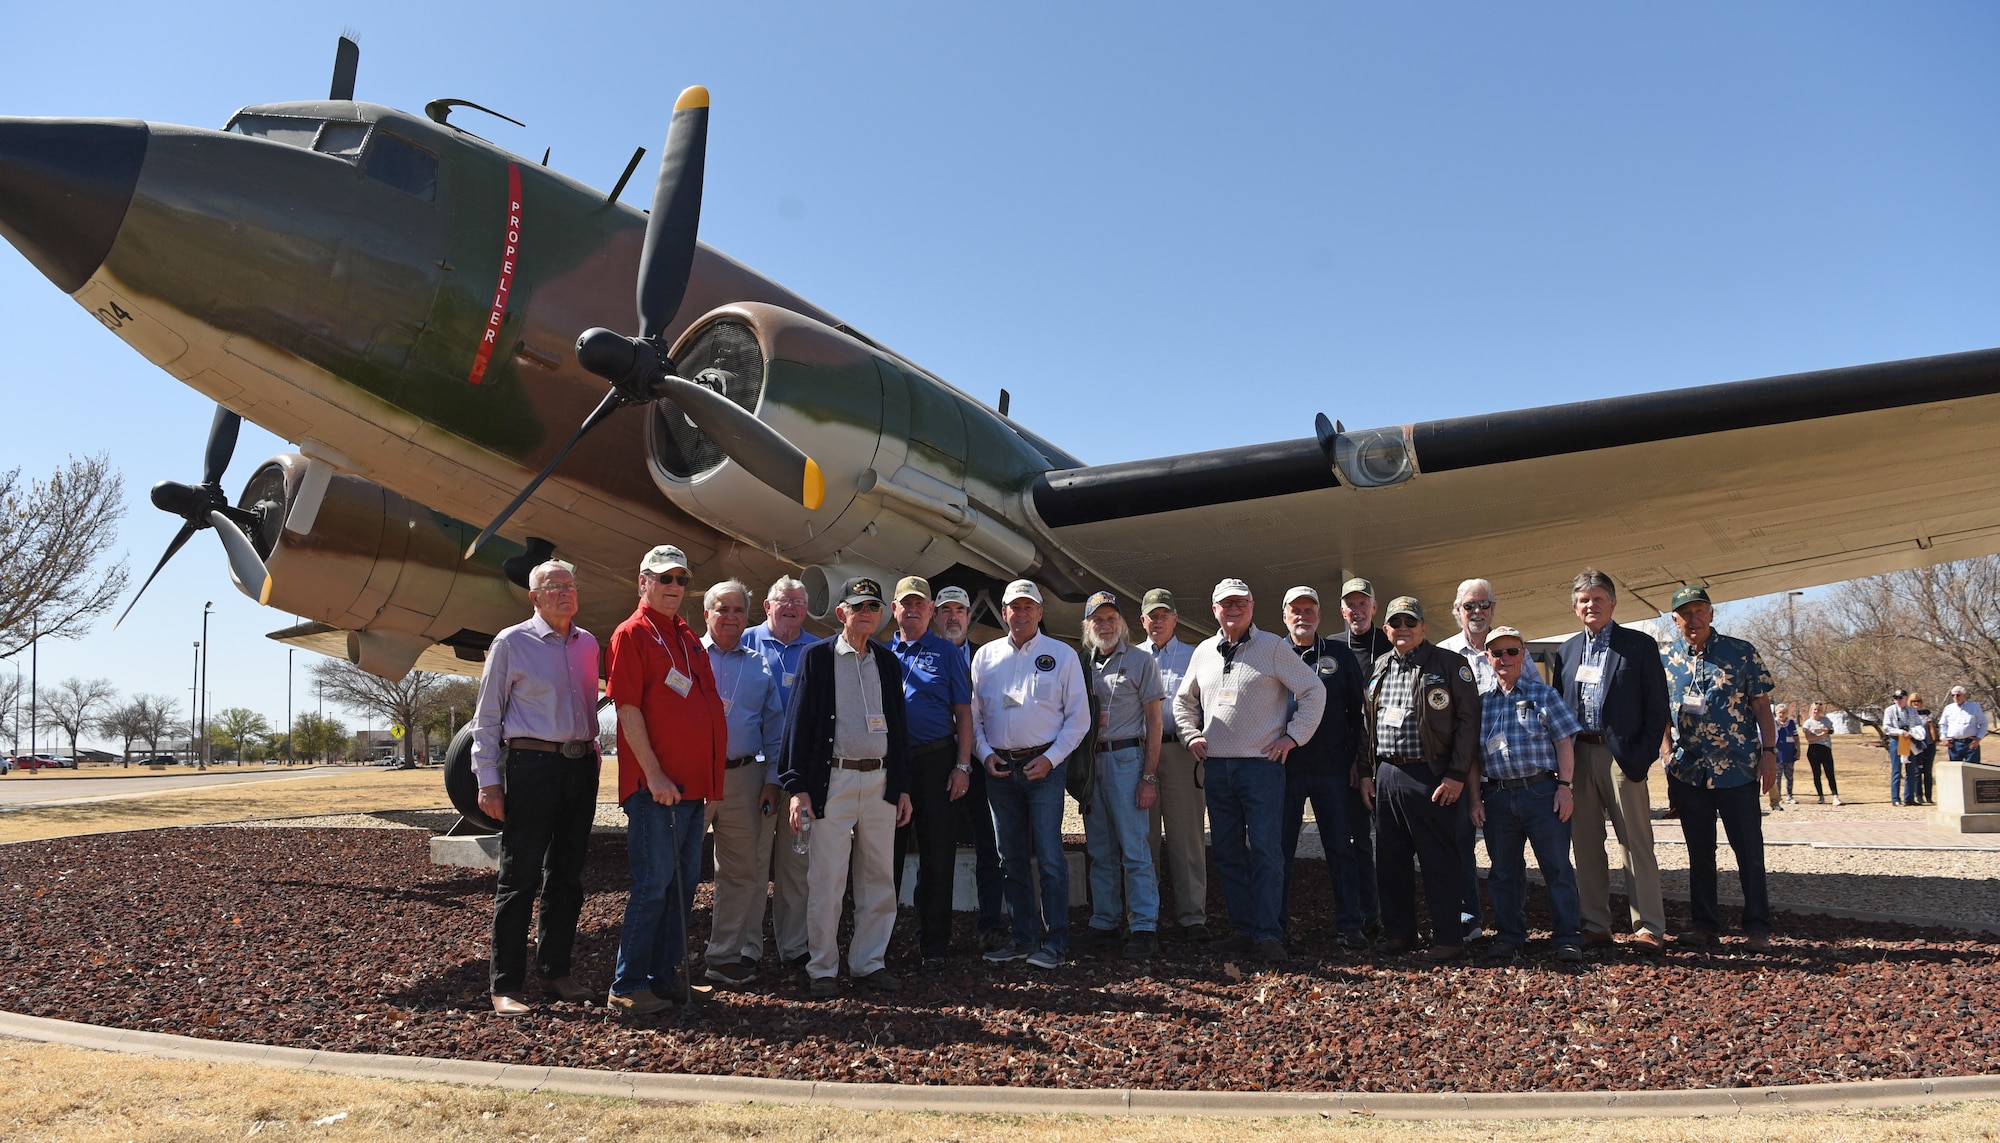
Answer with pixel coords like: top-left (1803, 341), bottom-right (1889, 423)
top-left (901, 739), bottom-right (963, 956)
top-left (1374, 760), bottom-right (1462, 945)
top-left (1805, 742), bottom-right (1838, 796)
top-left (490, 748), bottom-right (599, 994)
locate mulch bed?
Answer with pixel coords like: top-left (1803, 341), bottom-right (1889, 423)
top-left (3, 827), bottom-right (1995, 1092)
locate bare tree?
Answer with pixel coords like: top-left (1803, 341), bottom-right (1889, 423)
top-left (38, 677), bottom-right (117, 760)
top-left (0, 456), bottom-right (130, 658)
top-left (420, 677), bottom-right (479, 762)
top-left (0, 672), bottom-right (18, 753)
top-left (134, 694), bottom-right (181, 759)
top-left (100, 697), bottom-right (151, 764)
top-left (309, 658), bottom-right (453, 767)
top-left (1875, 557), bottom-right (2000, 712)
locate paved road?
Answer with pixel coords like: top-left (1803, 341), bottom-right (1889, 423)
top-left (0, 767), bottom-right (356, 806)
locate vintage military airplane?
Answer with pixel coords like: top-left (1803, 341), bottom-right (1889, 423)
top-left (4, 38), bottom-right (2000, 686)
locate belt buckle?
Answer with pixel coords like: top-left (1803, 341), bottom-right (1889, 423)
top-left (560, 742), bottom-right (589, 759)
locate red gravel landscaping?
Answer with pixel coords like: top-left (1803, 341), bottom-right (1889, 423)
top-left (3, 827), bottom-right (1995, 1092)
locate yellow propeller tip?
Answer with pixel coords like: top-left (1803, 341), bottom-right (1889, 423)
top-left (257, 576), bottom-right (274, 606)
top-left (802, 458), bottom-right (825, 511)
top-left (676, 86), bottom-right (710, 111)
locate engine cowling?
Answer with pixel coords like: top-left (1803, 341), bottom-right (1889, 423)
top-left (237, 455), bottom-right (532, 679)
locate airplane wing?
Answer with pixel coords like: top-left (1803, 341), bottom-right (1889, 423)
top-left (1030, 347), bottom-right (2000, 639)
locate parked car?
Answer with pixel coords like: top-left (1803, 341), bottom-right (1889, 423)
top-left (0, 756), bottom-right (15, 774)
top-left (13, 754), bottom-right (65, 771)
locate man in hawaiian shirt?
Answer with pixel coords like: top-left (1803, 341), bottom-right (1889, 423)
top-left (1660, 585), bottom-right (1777, 952)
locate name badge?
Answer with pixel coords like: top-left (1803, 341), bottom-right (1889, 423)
top-left (866, 714), bottom-right (887, 734)
top-left (666, 668), bottom-right (693, 697)
top-left (1680, 694), bottom-right (1707, 715)
top-left (1216, 680), bottom-right (1239, 706)
top-left (782, 672), bottom-right (795, 690)
top-left (1004, 685), bottom-right (1027, 709)
top-left (1576, 664), bottom-right (1604, 685)
top-left (1486, 733), bottom-right (1508, 756)
top-left (1383, 706), bottom-right (1409, 726)
top-left (721, 698), bottom-right (734, 715)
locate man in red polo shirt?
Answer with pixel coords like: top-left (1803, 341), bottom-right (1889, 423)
top-left (606, 544), bottom-right (727, 1014)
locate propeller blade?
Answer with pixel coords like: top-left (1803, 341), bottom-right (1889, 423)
top-left (208, 511), bottom-right (273, 605)
top-left (466, 389), bottom-right (627, 558)
top-left (636, 86), bottom-right (709, 340)
top-left (658, 374), bottom-right (824, 510)
top-left (113, 519), bottom-right (201, 630)
top-left (202, 405), bottom-right (241, 487)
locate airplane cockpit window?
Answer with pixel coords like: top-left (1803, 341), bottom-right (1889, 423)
top-left (363, 133), bottom-right (438, 203)
top-left (226, 114), bottom-right (323, 149)
top-left (313, 123), bottom-right (370, 158)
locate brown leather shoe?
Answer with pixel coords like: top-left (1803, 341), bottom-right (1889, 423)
top-left (1580, 929), bottom-right (1615, 950)
top-left (608, 989), bottom-right (671, 1015)
top-left (1421, 944), bottom-right (1464, 963)
top-left (537, 975), bottom-right (597, 1003)
top-left (490, 993), bottom-right (531, 1016)
top-left (1629, 931), bottom-right (1665, 954)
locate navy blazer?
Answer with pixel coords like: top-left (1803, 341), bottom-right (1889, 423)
top-left (778, 638), bottom-right (912, 818)
top-left (1553, 621), bottom-right (1671, 783)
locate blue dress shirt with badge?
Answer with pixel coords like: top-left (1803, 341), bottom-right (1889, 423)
top-left (703, 634), bottom-right (787, 783)
top-left (890, 630), bottom-right (972, 745)
top-left (1663, 631), bottom-right (1774, 789)
top-left (1478, 671), bottom-right (1583, 781)
top-left (741, 622), bottom-right (823, 712)
top-left (1574, 624), bottom-right (1614, 732)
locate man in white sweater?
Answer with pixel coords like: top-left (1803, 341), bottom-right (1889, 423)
top-left (1173, 578), bottom-right (1327, 963)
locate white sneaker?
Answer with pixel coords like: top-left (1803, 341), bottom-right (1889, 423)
top-left (1831, 797), bottom-right (1843, 806)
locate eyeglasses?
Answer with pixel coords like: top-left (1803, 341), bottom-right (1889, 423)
top-left (1459, 600), bottom-right (1494, 612)
top-left (1386, 616), bottom-right (1421, 629)
top-left (646, 572), bottom-right (690, 586)
top-left (1487, 646), bottom-right (1524, 658)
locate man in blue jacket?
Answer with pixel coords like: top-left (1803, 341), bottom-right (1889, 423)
top-left (1552, 569), bottom-right (1671, 954)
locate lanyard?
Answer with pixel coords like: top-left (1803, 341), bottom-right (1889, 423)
top-left (847, 645), bottom-right (883, 724)
top-left (642, 613), bottom-right (692, 685)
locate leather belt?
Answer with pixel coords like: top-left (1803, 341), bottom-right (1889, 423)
top-left (1949, 737), bottom-right (1976, 744)
top-left (1096, 736), bottom-right (1144, 753)
top-left (725, 755), bottom-right (759, 769)
top-left (507, 737), bottom-right (596, 759)
top-left (911, 735), bottom-right (956, 754)
top-left (1575, 732), bottom-right (1607, 745)
top-left (994, 742), bottom-right (1054, 762)
top-left (835, 757), bottom-right (884, 772)
top-left (1484, 771), bottom-right (1556, 790)
top-left (1376, 755), bottom-right (1427, 767)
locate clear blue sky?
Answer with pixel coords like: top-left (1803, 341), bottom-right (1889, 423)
top-left (4, 3), bottom-right (1997, 748)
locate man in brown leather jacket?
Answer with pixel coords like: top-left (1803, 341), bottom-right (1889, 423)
top-left (1361, 596), bottom-right (1483, 961)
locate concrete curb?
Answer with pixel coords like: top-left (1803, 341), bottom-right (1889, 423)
top-left (4, 1009), bottom-right (1997, 1120)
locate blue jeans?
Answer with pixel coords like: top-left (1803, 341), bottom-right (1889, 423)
top-left (1204, 756), bottom-right (1287, 944)
top-left (1480, 777), bottom-right (1582, 949)
top-left (1889, 746), bottom-right (1909, 804)
top-left (1084, 745), bottom-right (1160, 933)
top-left (1666, 775), bottom-right (1770, 935)
top-left (987, 763), bottom-right (1070, 955)
top-left (1279, 766), bottom-right (1363, 934)
top-left (613, 793), bottom-right (706, 997)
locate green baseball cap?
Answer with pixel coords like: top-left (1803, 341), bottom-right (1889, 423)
top-left (1384, 595), bottom-right (1424, 622)
top-left (1669, 584), bottom-right (1712, 611)
top-left (1340, 577), bottom-right (1374, 599)
top-left (1140, 587), bottom-right (1176, 614)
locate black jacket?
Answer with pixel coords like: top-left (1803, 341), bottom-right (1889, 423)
top-left (778, 639), bottom-right (912, 818)
top-left (1553, 621), bottom-right (1670, 783)
top-left (1363, 641), bottom-right (1482, 782)
top-left (1286, 636), bottom-right (1366, 776)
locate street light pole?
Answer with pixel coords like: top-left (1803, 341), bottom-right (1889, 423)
top-left (199, 601), bottom-right (212, 770)
top-left (190, 641), bottom-right (199, 764)
top-left (286, 647), bottom-right (294, 766)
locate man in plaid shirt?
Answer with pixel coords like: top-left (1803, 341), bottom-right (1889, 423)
top-left (1469, 626), bottom-right (1584, 963)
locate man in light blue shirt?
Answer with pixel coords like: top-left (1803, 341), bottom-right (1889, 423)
top-left (737, 575), bottom-right (822, 969)
top-left (701, 580), bottom-right (788, 985)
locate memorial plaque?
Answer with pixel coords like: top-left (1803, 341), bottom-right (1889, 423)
top-left (1976, 780), bottom-right (2000, 804)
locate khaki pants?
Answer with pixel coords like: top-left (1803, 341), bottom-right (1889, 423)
top-left (705, 763), bottom-right (775, 964)
top-left (803, 766), bottom-right (898, 979)
top-left (1147, 738), bottom-right (1208, 928)
top-left (1571, 740), bottom-right (1666, 938)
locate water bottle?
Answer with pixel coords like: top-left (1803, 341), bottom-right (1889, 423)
top-left (792, 814), bottom-right (812, 856)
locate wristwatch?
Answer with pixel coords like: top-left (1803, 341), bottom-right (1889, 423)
top-left (953, 762), bottom-right (972, 774)
top-left (1139, 773), bottom-right (1158, 785)
top-left (1554, 778), bottom-right (1571, 787)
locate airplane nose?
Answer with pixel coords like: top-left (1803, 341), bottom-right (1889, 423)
top-left (0, 117), bottom-right (149, 295)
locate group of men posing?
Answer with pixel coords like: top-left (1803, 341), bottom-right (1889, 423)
top-left (467, 551), bottom-right (1792, 1014)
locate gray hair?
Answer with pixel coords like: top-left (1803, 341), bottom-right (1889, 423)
top-left (766, 575), bottom-right (807, 601)
top-left (704, 579), bottom-right (751, 612)
top-left (1081, 610), bottom-right (1130, 651)
top-left (528, 560), bottom-right (576, 591)
top-left (1454, 578), bottom-right (1494, 606)
top-left (1571, 568), bottom-right (1616, 600)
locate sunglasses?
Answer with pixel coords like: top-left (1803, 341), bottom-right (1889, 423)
top-left (1459, 600), bottom-right (1494, 612)
top-left (848, 600), bottom-right (883, 612)
top-left (1386, 616), bottom-right (1421, 629)
top-left (647, 571), bottom-right (690, 586)
top-left (1487, 646), bottom-right (1524, 658)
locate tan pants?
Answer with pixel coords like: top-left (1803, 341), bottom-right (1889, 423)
top-left (705, 763), bottom-right (775, 964)
top-left (1571, 740), bottom-right (1666, 938)
top-left (803, 766), bottom-right (898, 979)
top-left (1146, 738), bottom-right (1208, 928)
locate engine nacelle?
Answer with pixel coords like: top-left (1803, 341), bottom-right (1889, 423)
top-left (645, 302), bottom-right (1060, 600)
top-left (237, 455), bottom-right (533, 679)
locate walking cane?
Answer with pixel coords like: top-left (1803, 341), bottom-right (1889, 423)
top-left (663, 806), bottom-right (696, 1012)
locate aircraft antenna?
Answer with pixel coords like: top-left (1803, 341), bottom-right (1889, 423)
top-left (606, 146), bottom-right (646, 204)
top-left (998, 388), bottom-right (1011, 417)
top-left (329, 35), bottom-right (360, 101)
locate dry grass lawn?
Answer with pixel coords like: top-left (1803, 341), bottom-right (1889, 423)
top-left (0, 766), bottom-right (461, 845)
top-left (0, 1041), bottom-right (1995, 1142)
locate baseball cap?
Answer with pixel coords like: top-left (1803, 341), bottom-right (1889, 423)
top-left (1340, 577), bottom-right (1374, 599)
top-left (1085, 590), bottom-right (1119, 614)
top-left (1211, 578), bottom-right (1252, 604)
top-left (1486, 625), bottom-right (1526, 645)
top-left (935, 586), bottom-right (971, 608)
top-left (1669, 584), bottom-right (1712, 611)
top-left (640, 545), bottom-right (689, 574)
top-left (1141, 588), bottom-right (1177, 614)
top-left (894, 575), bottom-right (932, 602)
top-left (1002, 579), bottom-right (1043, 605)
top-left (840, 576), bottom-right (885, 607)
top-left (1283, 586), bottom-right (1319, 607)
top-left (1384, 596), bottom-right (1424, 622)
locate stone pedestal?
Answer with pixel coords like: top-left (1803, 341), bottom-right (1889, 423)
top-left (1932, 758), bottom-right (2000, 833)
